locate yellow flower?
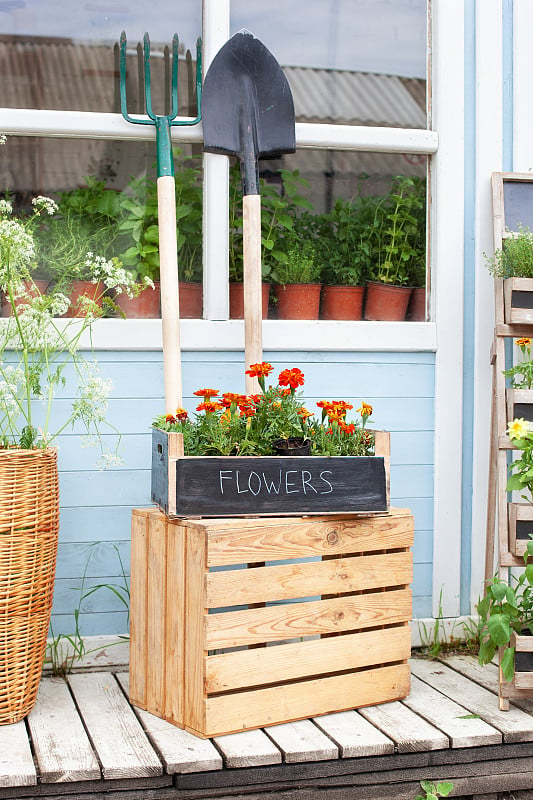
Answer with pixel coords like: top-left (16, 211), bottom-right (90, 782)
top-left (357, 402), bottom-right (373, 417)
top-left (507, 418), bottom-right (530, 440)
top-left (516, 337), bottom-right (531, 348)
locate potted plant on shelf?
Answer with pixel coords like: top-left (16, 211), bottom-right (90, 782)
top-left (0, 186), bottom-right (129, 724)
top-left (118, 152), bottom-right (204, 318)
top-left (271, 233), bottom-right (322, 319)
top-left (365, 176), bottom-right (425, 321)
top-left (485, 223), bottom-right (533, 324)
top-left (319, 195), bottom-right (375, 320)
top-left (152, 360), bottom-right (388, 517)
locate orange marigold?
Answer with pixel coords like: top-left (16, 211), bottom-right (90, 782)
top-left (357, 402), bottom-right (373, 417)
top-left (165, 413), bottom-right (176, 424)
top-left (278, 367), bottom-right (305, 389)
top-left (193, 388), bottom-right (219, 399)
top-left (245, 362), bottom-right (273, 378)
top-left (175, 407), bottom-right (188, 421)
top-left (517, 337), bottom-right (532, 348)
top-left (196, 401), bottom-right (224, 413)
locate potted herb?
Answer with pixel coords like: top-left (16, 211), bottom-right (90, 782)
top-left (485, 223), bottom-right (533, 324)
top-left (0, 185), bottom-right (129, 723)
top-left (229, 166), bottom-right (314, 319)
top-left (365, 176), bottom-right (425, 321)
top-left (151, 361), bottom-right (388, 517)
top-left (319, 199), bottom-right (367, 320)
top-left (271, 234), bottom-right (321, 319)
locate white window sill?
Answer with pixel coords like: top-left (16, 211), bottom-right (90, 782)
top-left (78, 319), bottom-right (437, 352)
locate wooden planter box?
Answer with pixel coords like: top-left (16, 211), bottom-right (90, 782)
top-left (512, 631), bottom-right (533, 689)
top-left (508, 503), bottom-right (533, 558)
top-left (151, 428), bottom-right (390, 518)
top-left (129, 506), bottom-right (413, 738)
top-left (504, 277), bottom-right (533, 324)
top-left (507, 388), bottom-right (533, 423)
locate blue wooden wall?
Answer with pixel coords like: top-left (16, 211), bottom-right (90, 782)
top-left (51, 349), bottom-right (435, 636)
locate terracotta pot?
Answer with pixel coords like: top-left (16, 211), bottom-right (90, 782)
top-left (229, 282), bottom-right (270, 319)
top-left (179, 281), bottom-right (203, 319)
top-left (65, 281), bottom-right (104, 318)
top-left (114, 282), bottom-right (160, 318)
top-left (364, 281), bottom-right (412, 321)
top-left (1, 279), bottom-right (49, 317)
top-left (321, 285), bottom-right (364, 320)
top-left (407, 286), bottom-right (426, 321)
top-left (274, 283), bottom-right (322, 320)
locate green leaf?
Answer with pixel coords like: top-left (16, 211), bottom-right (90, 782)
top-left (456, 713), bottom-right (480, 719)
top-left (436, 782), bottom-right (454, 797)
top-left (487, 613), bottom-right (511, 645)
top-left (501, 646), bottom-right (515, 682)
top-left (490, 582), bottom-right (508, 602)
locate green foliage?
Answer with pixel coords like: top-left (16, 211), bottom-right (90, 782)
top-left (485, 224), bottom-right (533, 278)
top-left (478, 546), bottom-right (533, 681)
top-left (503, 337), bottom-right (533, 389)
top-left (506, 419), bottom-right (533, 501)
top-left (229, 165), bottom-right (313, 282)
top-left (416, 780), bottom-right (454, 800)
top-left (118, 152), bottom-right (203, 283)
top-left (369, 175), bottom-right (426, 286)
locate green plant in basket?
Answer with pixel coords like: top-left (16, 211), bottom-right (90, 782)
top-left (153, 362), bottom-right (375, 458)
top-left (0, 191), bottom-right (134, 462)
top-left (485, 223), bottom-right (533, 278)
top-left (503, 337), bottom-right (533, 388)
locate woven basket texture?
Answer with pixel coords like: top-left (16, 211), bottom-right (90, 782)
top-left (0, 448), bottom-right (59, 724)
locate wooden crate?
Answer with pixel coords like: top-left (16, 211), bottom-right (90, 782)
top-left (512, 632), bottom-right (533, 689)
top-left (129, 506), bottom-right (413, 738)
top-left (506, 387), bottom-right (533, 423)
top-left (508, 503), bottom-right (533, 558)
top-left (504, 277), bottom-right (533, 325)
top-left (151, 428), bottom-right (390, 518)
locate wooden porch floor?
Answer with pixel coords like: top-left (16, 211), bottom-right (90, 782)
top-left (1, 656), bottom-right (532, 800)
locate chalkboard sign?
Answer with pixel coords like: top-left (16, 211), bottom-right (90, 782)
top-left (151, 427), bottom-right (389, 517)
top-left (503, 179), bottom-right (533, 231)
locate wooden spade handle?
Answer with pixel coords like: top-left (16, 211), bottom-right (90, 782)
top-left (243, 194), bottom-right (263, 395)
top-left (157, 175), bottom-right (183, 412)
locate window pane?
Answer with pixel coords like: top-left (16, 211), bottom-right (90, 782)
top-left (0, 1), bottom-right (201, 113)
top-left (0, 137), bottom-right (203, 317)
top-left (231, 0), bottom-right (427, 128)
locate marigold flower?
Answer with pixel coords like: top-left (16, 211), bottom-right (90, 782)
top-left (196, 401), bottom-right (224, 413)
top-left (332, 400), bottom-right (353, 412)
top-left (165, 413), bottom-right (176, 424)
top-left (239, 406), bottom-right (256, 418)
top-left (222, 392), bottom-right (246, 408)
top-left (297, 407), bottom-right (313, 420)
top-left (508, 417), bottom-right (531, 440)
top-left (357, 402), bottom-right (373, 418)
top-left (339, 421), bottom-right (356, 434)
top-left (245, 362), bottom-right (273, 378)
top-left (249, 394), bottom-right (262, 405)
top-left (175, 407), bottom-right (188, 421)
top-left (193, 388), bottom-right (219, 399)
top-left (516, 337), bottom-right (532, 348)
top-left (278, 367), bottom-right (305, 389)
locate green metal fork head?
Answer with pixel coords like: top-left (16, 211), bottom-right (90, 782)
top-left (119, 31), bottom-right (202, 177)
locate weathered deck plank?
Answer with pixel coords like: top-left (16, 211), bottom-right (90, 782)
top-left (27, 677), bottom-right (100, 782)
top-left (0, 721), bottom-right (35, 788)
top-left (411, 658), bottom-right (533, 743)
top-left (264, 719), bottom-right (338, 763)
top-left (312, 710), bottom-right (395, 757)
top-left (213, 729), bottom-right (282, 768)
top-left (359, 699), bottom-right (449, 752)
top-left (67, 672), bottom-right (162, 779)
top-left (117, 673), bottom-right (223, 774)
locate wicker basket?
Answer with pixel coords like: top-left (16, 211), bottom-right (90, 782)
top-left (0, 448), bottom-right (60, 724)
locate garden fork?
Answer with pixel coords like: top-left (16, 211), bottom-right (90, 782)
top-left (119, 31), bottom-right (202, 413)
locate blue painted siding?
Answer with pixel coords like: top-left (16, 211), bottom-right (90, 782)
top-left (50, 349), bottom-right (435, 636)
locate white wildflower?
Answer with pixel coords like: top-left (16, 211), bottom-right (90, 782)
top-left (48, 292), bottom-right (70, 317)
top-left (31, 195), bottom-right (58, 216)
top-left (0, 134), bottom-right (6, 146)
top-left (0, 199), bottom-right (12, 216)
top-left (0, 219), bottom-right (35, 268)
top-left (96, 452), bottom-right (124, 470)
top-left (73, 367), bottom-right (112, 424)
top-left (143, 276), bottom-right (155, 290)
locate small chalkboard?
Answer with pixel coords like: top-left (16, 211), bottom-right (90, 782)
top-left (173, 455), bottom-right (388, 516)
top-left (495, 173), bottom-right (533, 234)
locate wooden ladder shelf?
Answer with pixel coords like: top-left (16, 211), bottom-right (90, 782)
top-left (486, 171), bottom-right (533, 710)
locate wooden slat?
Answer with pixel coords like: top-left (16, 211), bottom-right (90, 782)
top-left (402, 675), bottom-right (501, 748)
top-left (206, 588), bottom-right (411, 649)
top-left (440, 654), bottom-right (500, 693)
top-left (201, 664), bottom-right (410, 738)
top-left (164, 519), bottom-right (186, 725)
top-left (359, 699), bottom-right (449, 753)
top-left (184, 523), bottom-right (208, 735)
top-left (117, 674), bottom-right (222, 774)
top-left (68, 672), bottom-right (162, 779)
top-left (264, 719), bottom-right (338, 763)
top-left (146, 513), bottom-right (168, 717)
top-left (312, 710), bottom-right (395, 757)
top-left (206, 551), bottom-right (412, 608)
top-left (202, 510), bottom-right (414, 567)
top-left (411, 659), bottom-right (533, 743)
top-left (213, 729), bottom-right (282, 768)
top-left (206, 626), bottom-right (411, 693)
top-left (27, 677), bottom-right (100, 782)
top-left (0, 721), bottom-right (36, 788)
top-left (129, 508), bottom-right (150, 708)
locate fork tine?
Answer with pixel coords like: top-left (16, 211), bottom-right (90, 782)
top-left (170, 34), bottom-right (179, 119)
top-left (143, 32), bottom-right (156, 121)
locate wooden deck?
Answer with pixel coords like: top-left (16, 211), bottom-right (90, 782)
top-left (1, 656), bottom-right (532, 800)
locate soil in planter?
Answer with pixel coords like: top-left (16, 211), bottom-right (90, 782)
top-left (272, 437), bottom-right (311, 455)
